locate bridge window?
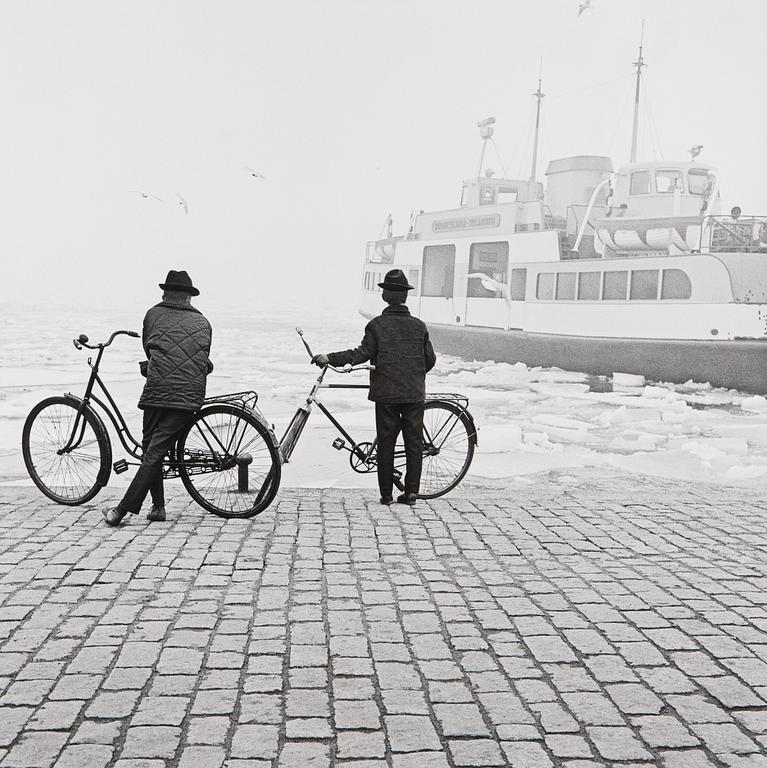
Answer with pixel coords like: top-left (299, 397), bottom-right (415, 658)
top-left (630, 170), bottom-right (651, 196)
top-left (661, 269), bottom-right (692, 299)
top-left (630, 270), bottom-right (659, 300)
top-left (577, 271), bottom-right (601, 300)
top-left (468, 242), bottom-right (509, 298)
top-left (603, 271), bottom-right (628, 300)
top-left (689, 168), bottom-right (713, 195)
top-left (536, 272), bottom-right (555, 300)
top-left (556, 272), bottom-right (576, 300)
top-left (656, 170), bottom-right (683, 194)
top-left (422, 245), bottom-right (455, 298)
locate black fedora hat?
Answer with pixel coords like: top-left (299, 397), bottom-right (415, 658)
top-left (378, 269), bottom-right (414, 291)
top-left (159, 269), bottom-right (200, 296)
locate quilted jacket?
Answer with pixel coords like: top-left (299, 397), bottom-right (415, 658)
top-left (327, 304), bottom-right (436, 403)
top-left (138, 301), bottom-right (213, 412)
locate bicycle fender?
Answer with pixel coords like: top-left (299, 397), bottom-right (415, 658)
top-left (464, 412), bottom-right (479, 447)
top-left (62, 393), bottom-right (113, 487)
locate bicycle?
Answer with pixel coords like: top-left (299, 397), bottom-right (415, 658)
top-left (22, 328), bottom-right (477, 519)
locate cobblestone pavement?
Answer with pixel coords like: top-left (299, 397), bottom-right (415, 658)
top-left (1, 471), bottom-right (767, 767)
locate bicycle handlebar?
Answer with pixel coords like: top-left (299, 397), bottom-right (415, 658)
top-left (327, 363), bottom-right (376, 373)
top-left (73, 329), bottom-right (139, 350)
top-left (295, 327), bottom-right (375, 372)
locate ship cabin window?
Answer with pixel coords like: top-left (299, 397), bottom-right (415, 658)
top-left (511, 268), bottom-right (527, 301)
top-left (496, 187), bottom-right (519, 205)
top-left (555, 272), bottom-right (576, 300)
top-left (603, 271), bottom-right (628, 300)
top-left (467, 242), bottom-right (509, 298)
top-left (577, 271), bottom-right (601, 300)
top-left (408, 270), bottom-right (420, 296)
top-left (422, 244), bottom-right (455, 298)
top-left (661, 268), bottom-right (692, 300)
top-left (536, 272), bottom-right (555, 300)
top-left (630, 269), bottom-right (659, 300)
top-left (688, 168), bottom-right (713, 195)
top-left (656, 170), bottom-right (683, 194)
top-left (629, 170), bottom-right (651, 195)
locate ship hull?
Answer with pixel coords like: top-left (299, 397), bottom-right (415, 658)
top-left (424, 322), bottom-right (767, 394)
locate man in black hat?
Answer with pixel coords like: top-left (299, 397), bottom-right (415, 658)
top-left (313, 269), bottom-right (436, 506)
top-left (103, 270), bottom-right (213, 526)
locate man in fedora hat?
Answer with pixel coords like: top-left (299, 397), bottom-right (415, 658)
top-left (313, 268), bottom-right (436, 506)
top-left (103, 270), bottom-right (213, 526)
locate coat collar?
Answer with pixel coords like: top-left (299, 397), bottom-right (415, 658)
top-left (155, 300), bottom-right (201, 314)
top-left (382, 304), bottom-right (411, 316)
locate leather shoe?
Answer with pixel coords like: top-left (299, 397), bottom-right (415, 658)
top-left (396, 493), bottom-right (417, 506)
top-left (147, 504), bottom-right (166, 522)
top-left (102, 507), bottom-right (127, 527)
top-left (379, 497), bottom-right (393, 506)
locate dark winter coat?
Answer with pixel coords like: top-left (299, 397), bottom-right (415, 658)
top-left (138, 301), bottom-right (213, 412)
top-left (327, 304), bottom-right (436, 403)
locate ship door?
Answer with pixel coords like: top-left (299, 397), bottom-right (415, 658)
top-left (465, 242), bottom-right (509, 329)
top-left (419, 244), bottom-right (456, 325)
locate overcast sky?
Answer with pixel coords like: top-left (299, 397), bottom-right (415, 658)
top-left (1, 0), bottom-right (765, 311)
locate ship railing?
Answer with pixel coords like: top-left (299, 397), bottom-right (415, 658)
top-left (702, 215), bottom-right (767, 253)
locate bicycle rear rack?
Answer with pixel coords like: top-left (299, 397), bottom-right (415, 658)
top-left (205, 390), bottom-right (258, 410)
top-left (426, 392), bottom-right (469, 408)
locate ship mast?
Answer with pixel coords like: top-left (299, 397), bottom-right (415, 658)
top-left (476, 117), bottom-right (496, 177)
top-left (630, 21), bottom-right (646, 163)
top-left (530, 60), bottom-right (545, 182)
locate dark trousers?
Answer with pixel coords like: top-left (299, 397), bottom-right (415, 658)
top-left (117, 407), bottom-right (191, 514)
top-left (375, 401), bottom-right (425, 499)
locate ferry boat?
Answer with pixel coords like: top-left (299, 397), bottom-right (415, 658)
top-left (359, 48), bottom-right (767, 394)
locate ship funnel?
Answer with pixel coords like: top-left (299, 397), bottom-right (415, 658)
top-left (545, 156), bottom-right (613, 219)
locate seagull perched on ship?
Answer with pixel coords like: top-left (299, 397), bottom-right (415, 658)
top-left (176, 193), bottom-right (189, 214)
top-left (688, 145), bottom-right (704, 160)
top-left (577, 0), bottom-right (593, 17)
top-left (245, 166), bottom-right (266, 179)
top-left (128, 190), bottom-right (164, 203)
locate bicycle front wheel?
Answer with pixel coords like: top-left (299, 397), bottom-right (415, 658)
top-left (178, 404), bottom-right (281, 519)
top-left (393, 400), bottom-right (475, 499)
top-left (22, 396), bottom-right (111, 505)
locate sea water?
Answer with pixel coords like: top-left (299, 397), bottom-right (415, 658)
top-left (3, 298), bottom-right (767, 493)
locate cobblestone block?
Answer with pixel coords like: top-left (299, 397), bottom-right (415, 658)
top-left (587, 725), bottom-right (653, 760)
top-left (53, 744), bottom-right (114, 768)
top-left (384, 715), bottom-right (441, 751)
top-left (449, 737), bottom-right (506, 766)
top-left (176, 745), bottom-right (226, 768)
top-left (277, 741), bottom-right (330, 767)
top-left (121, 725), bottom-right (182, 759)
top-left (688, 723), bottom-right (760, 754)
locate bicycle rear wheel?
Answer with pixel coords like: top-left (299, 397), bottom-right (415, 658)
top-left (177, 404), bottom-right (281, 519)
top-left (393, 400), bottom-right (475, 499)
top-left (22, 396), bottom-right (111, 505)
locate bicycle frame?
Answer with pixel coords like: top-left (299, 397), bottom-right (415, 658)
top-left (64, 346), bottom-right (142, 460)
top-left (280, 364), bottom-right (477, 472)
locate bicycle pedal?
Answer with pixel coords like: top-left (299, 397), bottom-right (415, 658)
top-left (332, 438), bottom-right (345, 450)
top-left (113, 459), bottom-right (129, 474)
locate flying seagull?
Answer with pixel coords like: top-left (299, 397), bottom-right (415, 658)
top-left (176, 193), bottom-right (189, 214)
top-left (688, 145), bottom-right (703, 160)
top-left (245, 166), bottom-right (266, 179)
top-left (129, 190), bottom-right (164, 203)
top-left (577, 0), bottom-right (592, 16)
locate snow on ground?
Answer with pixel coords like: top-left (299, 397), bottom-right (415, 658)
top-left (2, 300), bottom-right (767, 491)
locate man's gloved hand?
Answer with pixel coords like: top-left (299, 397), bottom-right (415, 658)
top-left (311, 354), bottom-right (330, 367)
